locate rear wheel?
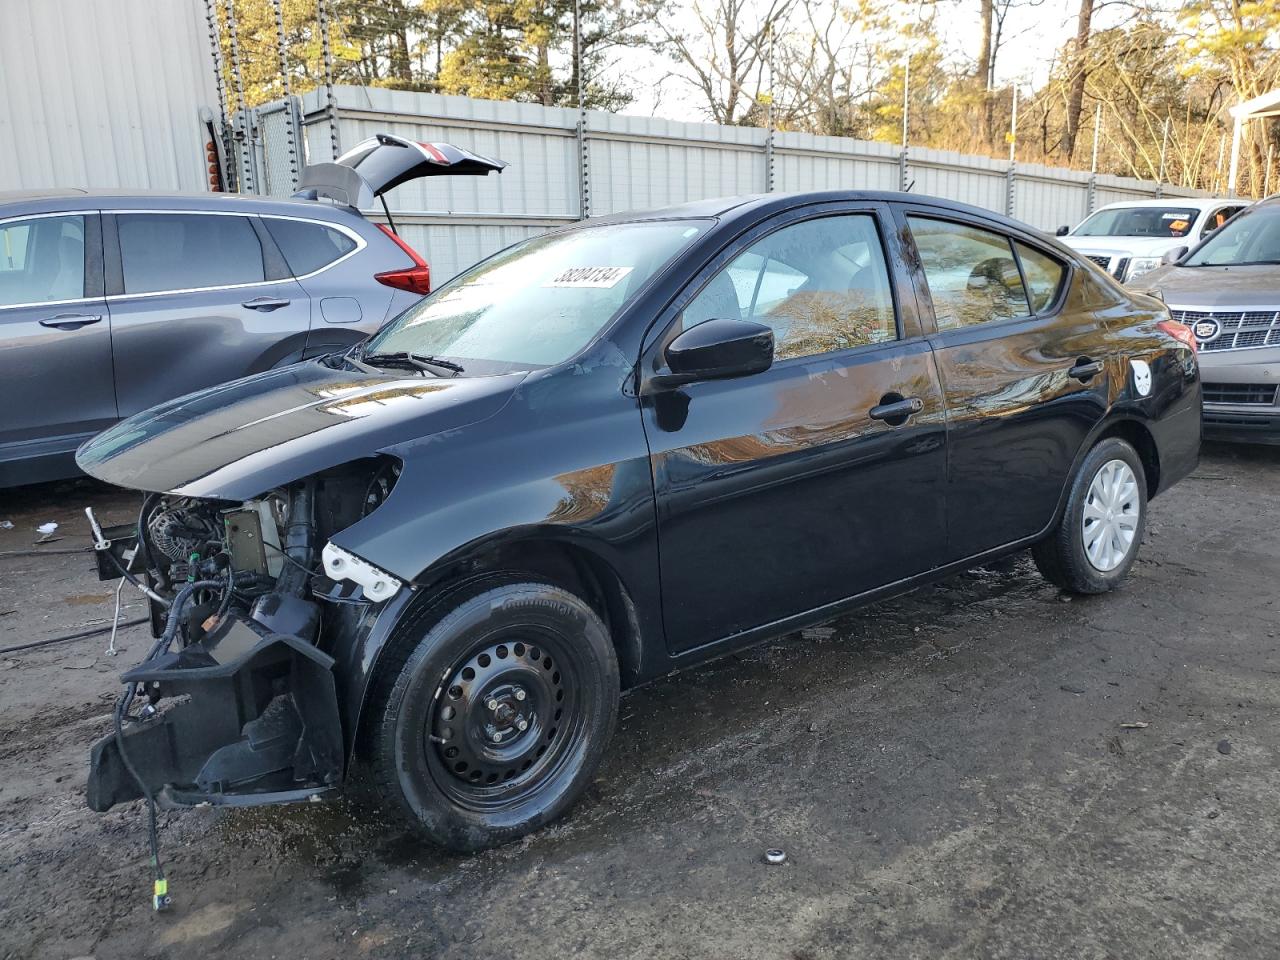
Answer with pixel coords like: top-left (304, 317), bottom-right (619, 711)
top-left (1033, 437), bottom-right (1147, 594)
top-left (369, 581), bottom-right (619, 851)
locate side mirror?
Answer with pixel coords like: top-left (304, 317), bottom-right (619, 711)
top-left (647, 318), bottom-right (774, 393)
top-left (1055, 225), bottom-right (1070, 236)
top-left (1162, 246), bottom-right (1189, 265)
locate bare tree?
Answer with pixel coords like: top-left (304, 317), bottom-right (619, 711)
top-left (661, 0), bottom-right (796, 124)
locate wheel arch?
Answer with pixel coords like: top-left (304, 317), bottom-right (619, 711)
top-left (341, 527), bottom-right (650, 763)
top-left (1096, 417), bottom-right (1161, 499)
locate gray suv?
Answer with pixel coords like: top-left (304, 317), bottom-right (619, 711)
top-left (1135, 195), bottom-right (1280, 444)
top-left (0, 135), bottom-right (503, 486)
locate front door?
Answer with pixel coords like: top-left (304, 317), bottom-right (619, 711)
top-left (0, 212), bottom-right (114, 479)
top-left (105, 211), bottom-right (312, 418)
top-left (899, 210), bottom-right (1110, 559)
top-left (642, 206), bottom-right (948, 655)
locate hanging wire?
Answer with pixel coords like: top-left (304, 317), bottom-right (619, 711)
top-left (271, 0), bottom-right (300, 189)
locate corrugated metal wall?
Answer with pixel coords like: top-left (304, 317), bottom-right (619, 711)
top-left (289, 86), bottom-right (1213, 284)
top-left (0, 0), bottom-right (217, 193)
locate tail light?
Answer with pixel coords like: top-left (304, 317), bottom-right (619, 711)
top-left (374, 223), bottom-right (431, 295)
top-left (1157, 318), bottom-right (1197, 354)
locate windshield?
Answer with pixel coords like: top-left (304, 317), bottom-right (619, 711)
top-left (1183, 204), bottom-right (1280, 267)
top-left (364, 220), bottom-right (708, 370)
top-left (1073, 206), bottom-right (1198, 238)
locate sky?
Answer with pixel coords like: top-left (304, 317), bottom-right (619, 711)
top-left (613, 0), bottom-right (1082, 122)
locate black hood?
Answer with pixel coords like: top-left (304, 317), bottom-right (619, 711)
top-left (77, 360), bottom-right (523, 499)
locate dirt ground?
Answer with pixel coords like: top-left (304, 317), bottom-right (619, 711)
top-left (2, 442), bottom-right (1278, 960)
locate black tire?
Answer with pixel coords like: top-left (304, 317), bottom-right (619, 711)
top-left (1033, 437), bottom-right (1148, 595)
top-left (368, 580), bottom-right (619, 851)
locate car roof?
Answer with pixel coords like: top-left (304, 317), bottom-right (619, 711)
top-left (0, 188), bottom-right (363, 223)
top-left (1090, 197), bottom-right (1239, 212)
top-left (559, 190), bottom-right (1047, 236)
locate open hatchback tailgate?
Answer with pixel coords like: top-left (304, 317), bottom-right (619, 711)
top-left (296, 133), bottom-right (506, 208)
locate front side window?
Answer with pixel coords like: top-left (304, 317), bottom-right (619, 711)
top-left (908, 218), bottom-right (1030, 330)
top-left (263, 218), bottom-right (357, 276)
top-left (1202, 206), bottom-right (1242, 238)
top-left (118, 214), bottom-right (265, 294)
top-left (682, 214), bottom-right (897, 361)
top-left (1074, 206), bottom-right (1197, 238)
top-left (0, 215), bottom-right (85, 307)
top-left (1183, 204), bottom-right (1280, 267)
top-left (367, 219), bottom-right (707, 369)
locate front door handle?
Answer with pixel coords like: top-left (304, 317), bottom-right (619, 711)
top-left (869, 395), bottom-right (925, 425)
top-left (241, 296), bottom-right (291, 311)
top-left (39, 313), bottom-right (102, 330)
top-left (1069, 358), bottom-right (1104, 381)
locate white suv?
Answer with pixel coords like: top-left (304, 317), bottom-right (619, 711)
top-left (1057, 197), bottom-right (1249, 285)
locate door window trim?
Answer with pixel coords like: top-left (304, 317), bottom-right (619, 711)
top-left (641, 204), bottom-right (917, 384)
top-left (102, 209), bottom-right (367, 300)
top-left (894, 206), bottom-right (1073, 338)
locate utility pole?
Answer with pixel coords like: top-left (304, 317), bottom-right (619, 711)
top-left (899, 51), bottom-right (910, 191)
top-left (1156, 116), bottom-right (1169, 198)
top-left (1087, 103), bottom-right (1101, 213)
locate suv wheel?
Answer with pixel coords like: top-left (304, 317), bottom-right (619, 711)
top-left (1033, 437), bottom-right (1148, 594)
top-left (369, 581), bottom-right (619, 851)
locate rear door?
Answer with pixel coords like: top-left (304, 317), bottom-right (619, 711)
top-left (643, 204), bottom-right (948, 654)
top-left (259, 214), bottom-right (398, 354)
top-left (897, 208), bottom-right (1109, 559)
top-left (0, 211), bottom-right (114, 471)
top-left (105, 211), bottom-right (312, 417)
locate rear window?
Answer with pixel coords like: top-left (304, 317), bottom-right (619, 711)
top-left (263, 218), bottom-right (358, 276)
top-left (118, 213), bottom-right (264, 294)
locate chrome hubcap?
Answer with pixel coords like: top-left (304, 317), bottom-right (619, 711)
top-left (1082, 459), bottom-right (1139, 572)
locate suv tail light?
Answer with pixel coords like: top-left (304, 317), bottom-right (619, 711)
top-left (1157, 318), bottom-right (1197, 354)
top-left (374, 223), bottom-right (431, 295)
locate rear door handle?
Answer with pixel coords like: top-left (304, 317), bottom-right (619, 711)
top-left (39, 313), bottom-right (102, 330)
top-left (869, 396), bottom-right (925, 424)
top-left (241, 296), bottom-right (291, 311)
top-left (1069, 358), bottom-right (1104, 381)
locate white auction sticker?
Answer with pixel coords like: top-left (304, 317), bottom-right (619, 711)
top-left (544, 266), bottom-right (633, 288)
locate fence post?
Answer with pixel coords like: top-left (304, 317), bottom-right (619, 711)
top-left (201, 0), bottom-right (236, 191)
top-left (574, 0), bottom-right (590, 218)
top-left (270, 0), bottom-right (300, 189)
top-left (317, 0), bottom-right (340, 160)
top-left (1005, 86), bottom-right (1017, 216)
top-left (223, 0), bottom-right (256, 194)
top-left (1086, 104), bottom-right (1101, 214)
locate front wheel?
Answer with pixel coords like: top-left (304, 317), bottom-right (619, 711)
top-left (1033, 437), bottom-right (1148, 594)
top-left (368, 581), bottom-right (619, 851)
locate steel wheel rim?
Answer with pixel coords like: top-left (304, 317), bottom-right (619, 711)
top-left (424, 631), bottom-right (583, 812)
top-left (1082, 458), bottom-right (1139, 572)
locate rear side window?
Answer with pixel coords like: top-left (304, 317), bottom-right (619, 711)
top-left (263, 218), bottom-right (358, 276)
top-left (682, 214), bottom-right (897, 361)
top-left (118, 213), bottom-right (264, 294)
top-left (1013, 242), bottom-right (1065, 312)
top-left (0, 215), bottom-right (85, 306)
top-left (907, 217), bottom-right (1030, 331)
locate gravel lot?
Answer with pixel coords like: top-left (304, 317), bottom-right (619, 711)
top-left (2, 442), bottom-right (1278, 960)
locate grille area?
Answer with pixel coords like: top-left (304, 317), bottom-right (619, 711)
top-left (1202, 383), bottom-right (1279, 405)
top-left (1170, 308), bottom-right (1280, 352)
top-left (1083, 254), bottom-right (1128, 279)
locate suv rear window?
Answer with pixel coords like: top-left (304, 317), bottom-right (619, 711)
top-left (118, 213), bottom-right (265, 294)
top-left (263, 218), bottom-right (358, 276)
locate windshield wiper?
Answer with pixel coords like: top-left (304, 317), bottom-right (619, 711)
top-left (361, 351), bottom-right (465, 376)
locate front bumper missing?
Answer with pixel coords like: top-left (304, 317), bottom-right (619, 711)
top-left (87, 614), bottom-right (344, 812)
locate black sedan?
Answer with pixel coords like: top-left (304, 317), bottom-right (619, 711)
top-left (76, 190), bottom-right (1200, 864)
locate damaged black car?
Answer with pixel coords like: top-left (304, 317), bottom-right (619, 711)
top-left (78, 191), bottom-right (1201, 877)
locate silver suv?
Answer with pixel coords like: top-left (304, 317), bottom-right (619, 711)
top-left (1135, 195), bottom-right (1280, 444)
top-left (0, 135), bottom-right (503, 486)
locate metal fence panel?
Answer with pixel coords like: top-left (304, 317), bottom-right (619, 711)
top-left (281, 86), bottom-right (1215, 282)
